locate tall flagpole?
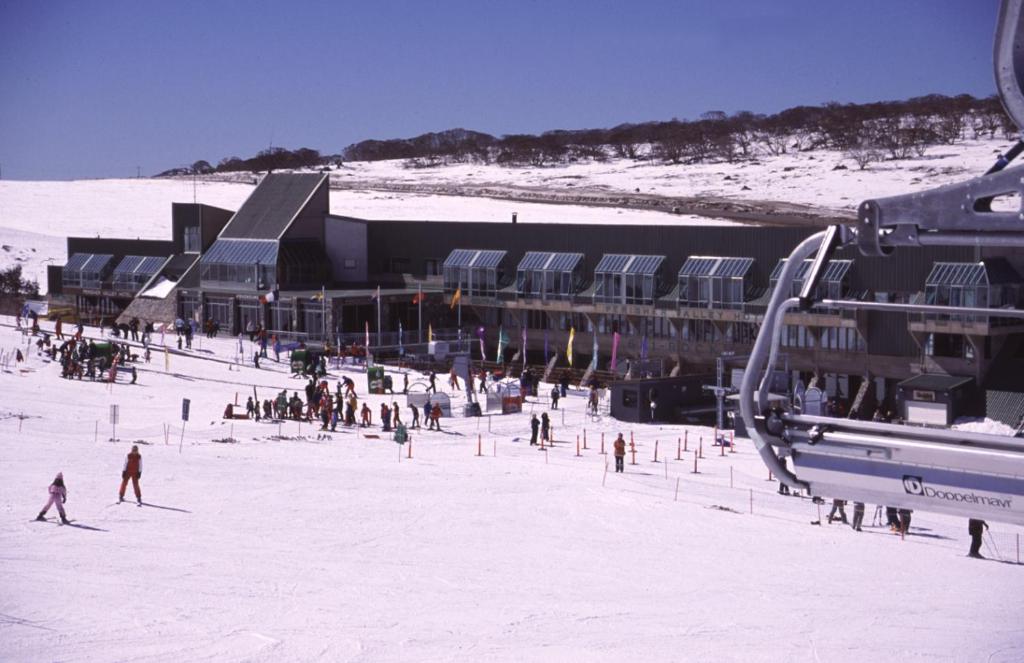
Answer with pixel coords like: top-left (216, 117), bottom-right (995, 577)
top-left (417, 283), bottom-right (423, 344)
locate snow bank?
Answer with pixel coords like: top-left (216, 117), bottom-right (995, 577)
top-left (952, 417), bottom-right (1019, 436)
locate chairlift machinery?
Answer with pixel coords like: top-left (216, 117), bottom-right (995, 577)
top-left (740, 0), bottom-right (1024, 526)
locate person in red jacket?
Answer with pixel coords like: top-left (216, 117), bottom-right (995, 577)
top-left (119, 445), bottom-right (143, 504)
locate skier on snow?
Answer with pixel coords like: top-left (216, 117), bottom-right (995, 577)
top-left (119, 445), bottom-right (143, 504)
top-left (36, 472), bottom-right (70, 523)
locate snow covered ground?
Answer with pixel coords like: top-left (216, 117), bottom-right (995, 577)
top-left (1, 317), bottom-right (1022, 662)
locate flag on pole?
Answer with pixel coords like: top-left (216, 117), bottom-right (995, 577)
top-left (428, 323), bottom-right (433, 343)
top-left (398, 320), bottom-right (404, 351)
top-left (521, 326), bottom-right (528, 368)
top-left (364, 320), bottom-right (370, 348)
top-left (589, 330), bottom-right (599, 370)
top-left (496, 326), bottom-right (510, 362)
top-left (371, 285), bottom-right (381, 301)
top-left (475, 326), bottom-right (486, 361)
top-left (311, 290), bottom-right (324, 301)
top-left (259, 289), bottom-right (278, 305)
top-left (450, 287), bottom-right (462, 310)
top-left (411, 291), bottom-right (424, 305)
top-left (610, 331), bottom-right (621, 371)
top-left (567, 327), bottom-right (575, 367)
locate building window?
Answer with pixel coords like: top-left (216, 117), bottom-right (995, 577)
top-left (184, 226), bottom-right (201, 253)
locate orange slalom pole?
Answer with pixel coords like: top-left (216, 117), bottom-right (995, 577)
top-left (729, 431), bottom-right (735, 453)
top-left (408, 439), bottom-right (413, 459)
top-left (630, 441), bottom-right (637, 465)
top-left (583, 429), bottom-right (588, 450)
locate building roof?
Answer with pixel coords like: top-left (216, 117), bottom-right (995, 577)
top-left (925, 259), bottom-right (1022, 287)
top-left (201, 239), bottom-right (279, 266)
top-left (517, 251), bottom-right (584, 272)
top-left (63, 253), bottom-right (114, 274)
top-left (219, 173), bottom-right (326, 240)
top-left (112, 255), bottom-right (166, 278)
top-left (595, 254), bottom-right (665, 275)
top-left (442, 249), bottom-right (508, 269)
top-left (679, 256), bottom-right (754, 279)
top-left (898, 373), bottom-right (974, 392)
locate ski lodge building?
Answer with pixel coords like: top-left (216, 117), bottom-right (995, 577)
top-left (46, 173), bottom-right (1024, 428)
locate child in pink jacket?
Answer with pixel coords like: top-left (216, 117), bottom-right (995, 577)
top-left (36, 472), bottom-right (70, 524)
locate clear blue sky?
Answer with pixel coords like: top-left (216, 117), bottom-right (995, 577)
top-left (0, 0), bottom-right (1000, 180)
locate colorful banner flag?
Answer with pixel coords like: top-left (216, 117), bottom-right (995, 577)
top-left (428, 323), bottom-right (433, 343)
top-left (496, 326), bottom-right (510, 361)
top-left (475, 326), bottom-right (486, 361)
top-left (365, 320), bottom-right (370, 347)
top-left (412, 292), bottom-right (423, 305)
top-left (567, 327), bottom-right (575, 367)
top-left (450, 287), bottom-right (462, 310)
top-left (521, 326), bottom-right (528, 368)
top-left (610, 331), bottom-right (621, 371)
top-left (258, 289), bottom-right (278, 305)
top-left (589, 330), bottom-right (599, 370)
top-left (371, 285), bottom-right (381, 301)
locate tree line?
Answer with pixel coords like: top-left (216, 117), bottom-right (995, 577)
top-left (161, 94), bottom-right (1017, 175)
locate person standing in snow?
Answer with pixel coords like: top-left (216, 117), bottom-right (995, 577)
top-left (550, 386), bottom-right (560, 410)
top-left (36, 473), bottom-right (70, 523)
top-left (827, 499), bottom-right (848, 524)
top-left (540, 412), bottom-right (550, 445)
top-left (530, 414), bottom-right (540, 446)
top-left (392, 402), bottom-right (402, 427)
top-left (409, 403), bottom-right (420, 429)
top-left (119, 445), bottom-right (143, 504)
top-left (968, 519), bottom-right (989, 558)
top-left (380, 402), bottom-right (392, 432)
top-left (429, 402), bottom-right (443, 431)
top-left (851, 502), bottom-right (865, 532)
top-left (613, 433), bottom-right (626, 473)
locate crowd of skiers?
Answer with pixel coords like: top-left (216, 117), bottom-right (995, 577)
top-left (239, 375), bottom-right (444, 434)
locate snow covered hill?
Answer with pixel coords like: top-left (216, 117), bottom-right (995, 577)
top-left (1, 318), bottom-right (1022, 661)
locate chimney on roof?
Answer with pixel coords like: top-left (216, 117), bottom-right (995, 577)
top-left (512, 212), bottom-right (518, 224)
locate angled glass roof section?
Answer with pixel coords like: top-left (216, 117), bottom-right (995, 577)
top-left (679, 257), bottom-right (719, 277)
top-left (679, 256), bottom-right (754, 278)
top-left (201, 239), bottom-right (278, 266)
top-left (443, 249), bottom-right (478, 268)
top-left (83, 254), bottom-right (114, 272)
top-left (517, 251), bottom-right (552, 271)
top-left (771, 259), bottom-right (850, 282)
top-left (595, 254), bottom-right (632, 273)
top-left (625, 254), bottom-right (665, 275)
top-left (63, 253), bottom-right (92, 272)
top-left (546, 252), bottom-right (583, 272)
top-left (113, 255), bottom-right (166, 277)
top-left (926, 262), bottom-right (988, 286)
top-left (471, 250), bottom-right (507, 269)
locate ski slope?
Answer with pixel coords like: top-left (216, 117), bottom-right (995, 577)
top-left (1, 317), bottom-right (1022, 662)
